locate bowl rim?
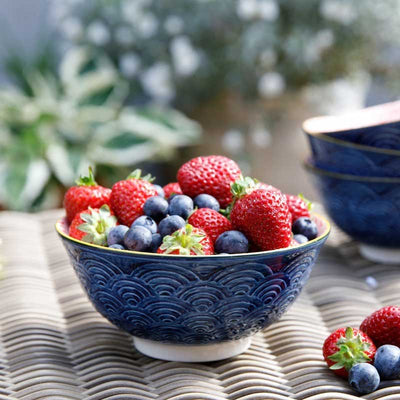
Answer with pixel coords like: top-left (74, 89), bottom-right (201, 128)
top-left (304, 159), bottom-right (400, 183)
top-left (55, 213), bottom-right (331, 258)
top-left (302, 117), bottom-right (400, 157)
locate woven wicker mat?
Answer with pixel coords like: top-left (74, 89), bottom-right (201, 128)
top-left (0, 210), bottom-right (399, 400)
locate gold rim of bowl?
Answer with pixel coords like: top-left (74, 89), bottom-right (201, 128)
top-left (304, 159), bottom-right (400, 183)
top-left (55, 213), bottom-right (331, 258)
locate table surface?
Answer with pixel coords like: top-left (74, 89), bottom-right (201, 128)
top-left (0, 209), bottom-right (399, 400)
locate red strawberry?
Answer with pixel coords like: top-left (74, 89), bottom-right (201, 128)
top-left (230, 177), bottom-right (292, 251)
top-left (69, 205), bottom-right (117, 245)
top-left (258, 182), bottom-right (280, 193)
top-left (177, 155), bottom-right (242, 208)
top-left (64, 167), bottom-right (111, 223)
top-left (163, 182), bottom-right (183, 199)
top-left (157, 224), bottom-right (214, 255)
top-left (323, 327), bottom-right (376, 378)
top-left (360, 306), bottom-right (400, 347)
top-left (110, 170), bottom-right (157, 226)
top-left (285, 194), bottom-right (312, 224)
top-left (188, 208), bottom-right (232, 243)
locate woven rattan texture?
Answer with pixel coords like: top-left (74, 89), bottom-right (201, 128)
top-left (0, 210), bottom-right (399, 400)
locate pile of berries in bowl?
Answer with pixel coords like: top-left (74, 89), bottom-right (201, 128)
top-left (57, 155), bottom-right (330, 362)
top-left (303, 101), bottom-right (400, 264)
top-left (323, 306), bottom-right (400, 395)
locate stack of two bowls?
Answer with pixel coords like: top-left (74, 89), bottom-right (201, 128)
top-left (303, 101), bottom-right (400, 264)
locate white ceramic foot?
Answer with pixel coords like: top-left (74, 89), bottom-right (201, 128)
top-left (133, 336), bottom-right (252, 362)
top-left (359, 244), bottom-right (400, 265)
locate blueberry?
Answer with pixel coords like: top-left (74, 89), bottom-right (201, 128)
top-left (131, 215), bottom-right (157, 234)
top-left (167, 193), bottom-right (178, 203)
top-left (109, 244), bottom-right (125, 250)
top-left (193, 194), bottom-right (220, 212)
top-left (124, 226), bottom-right (152, 251)
top-left (158, 215), bottom-right (186, 237)
top-left (154, 184), bottom-right (165, 198)
top-left (149, 233), bottom-right (162, 253)
top-left (374, 345), bottom-right (400, 379)
top-left (292, 217), bottom-right (318, 240)
top-left (215, 230), bottom-right (249, 254)
top-left (168, 195), bottom-right (193, 219)
top-left (348, 363), bottom-right (380, 394)
top-left (143, 196), bottom-right (169, 222)
top-left (293, 234), bottom-right (308, 244)
top-left (107, 225), bottom-right (129, 246)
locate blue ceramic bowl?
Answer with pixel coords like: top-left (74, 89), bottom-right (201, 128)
top-left (303, 129), bottom-right (400, 177)
top-left (305, 161), bottom-right (400, 250)
top-left (303, 101), bottom-right (400, 151)
top-left (56, 216), bottom-right (330, 361)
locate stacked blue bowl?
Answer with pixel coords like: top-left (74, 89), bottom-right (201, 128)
top-left (303, 101), bottom-right (400, 264)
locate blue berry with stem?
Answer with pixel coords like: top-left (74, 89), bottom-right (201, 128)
top-left (124, 226), bottom-right (152, 251)
top-left (131, 215), bottom-right (157, 234)
top-left (107, 225), bottom-right (129, 246)
top-left (158, 215), bottom-right (186, 237)
top-left (348, 363), bottom-right (380, 394)
top-left (149, 233), bottom-right (162, 253)
top-left (193, 194), bottom-right (220, 212)
top-left (143, 196), bottom-right (169, 222)
top-left (374, 345), bottom-right (400, 380)
top-left (168, 195), bottom-right (194, 220)
top-left (215, 230), bottom-right (249, 254)
top-left (292, 217), bottom-right (318, 240)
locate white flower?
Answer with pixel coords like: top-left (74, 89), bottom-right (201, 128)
top-left (60, 18), bottom-right (83, 40)
top-left (140, 63), bottom-right (175, 103)
top-left (259, 49), bottom-right (277, 68)
top-left (250, 125), bottom-right (271, 148)
top-left (136, 13), bottom-right (158, 38)
top-left (87, 21), bottom-right (111, 45)
top-left (258, 0), bottom-right (279, 21)
top-left (258, 72), bottom-right (285, 98)
top-left (221, 129), bottom-right (245, 154)
top-left (119, 53), bottom-right (141, 78)
top-left (170, 36), bottom-right (201, 77)
top-left (320, 0), bottom-right (357, 25)
top-left (237, 0), bottom-right (259, 20)
top-left (164, 15), bottom-right (184, 35)
top-left (115, 26), bottom-right (135, 46)
top-left (305, 29), bottom-right (335, 64)
top-left (122, 2), bottom-right (143, 24)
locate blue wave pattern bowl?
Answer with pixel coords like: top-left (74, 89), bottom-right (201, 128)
top-left (305, 162), bottom-right (400, 264)
top-left (303, 100), bottom-right (400, 151)
top-left (56, 216), bottom-right (330, 361)
top-left (304, 133), bottom-right (400, 177)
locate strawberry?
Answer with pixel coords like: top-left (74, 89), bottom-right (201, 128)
top-left (230, 176), bottom-right (292, 251)
top-left (360, 306), bottom-right (400, 347)
top-left (64, 167), bottom-right (111, 223)
top-left (163, 182), bottom-right (183, 199)
top-left (69, 205), bottom-right (117, 245)
top-left (157, 224), bottom-right (214, 255)
top-left (177, 155), bottom-right (241, 208)
top-left (285, 194), bottom-right (312, 224)
top-left (110, 170), bottom-right (157, 226)
top-left (188, 208), bottom-right (232, 243)
top-left (323, 327), bottom-right (376, 378)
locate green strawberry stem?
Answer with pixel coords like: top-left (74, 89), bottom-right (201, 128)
top-left (127, 169), bottom-right (155, 182)
top-left (78, 205), bottom-right (117, 245)
top-left (160, 224), bottom-right (206, 255)
top-left (223, 175), bottom-right (259, 218)
top-left (328, 327), bottom-right (371, 371)
top-left (298, 193), bottom-right (313, 211)
top-left (76, 166), bottom-right (97, 186)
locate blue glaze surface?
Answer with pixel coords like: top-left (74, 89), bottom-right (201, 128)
top-left (325, 121), bottom-right (400, 151)
top-left (306, 164), bottom-right (400, 247)
top-left (306, 133), bottom-right (400, 177)
top-left (57, 220), bottom-right (329, 345)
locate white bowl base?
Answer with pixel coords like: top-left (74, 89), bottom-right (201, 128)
top-left (133, 336), bottom-right (252, 362)
top-left (359, 244), bottom-right (400, 265)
